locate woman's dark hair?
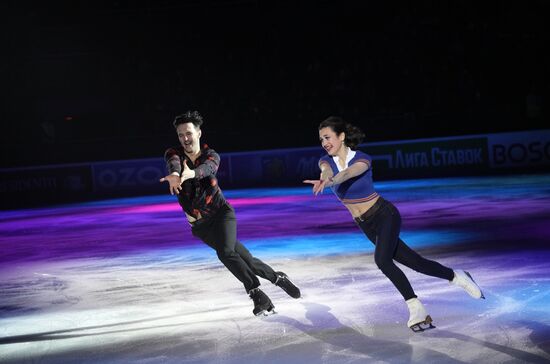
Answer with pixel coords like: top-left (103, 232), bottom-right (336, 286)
top-left (319, 116), bottom-right (365, 149)
top-left (173, 110), bottom-right (204, 129)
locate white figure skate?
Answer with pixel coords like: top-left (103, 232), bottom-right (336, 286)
top-left (451, 270), bottom-right (485, 299)
top-left (406, 298), bottom-right (435, 332)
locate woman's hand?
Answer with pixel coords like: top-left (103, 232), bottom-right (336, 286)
top-left (303, 179), bottom-right (328, 196)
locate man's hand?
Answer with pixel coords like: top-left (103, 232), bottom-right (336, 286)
top-left (181, 162), bottom-right (196, 182)
top-left (303, 179), bottom-right (328, 196)
top-left (159, 173), bottom-right (183, 195)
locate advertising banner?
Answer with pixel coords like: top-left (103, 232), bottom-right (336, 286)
top-left (361, 137), bottom-right (489, 179)
top-left (0, 165), bottom-right (93, 209)
top-left (3, 129), bottom-right (548, 208)
top-left (487, 130), bottom-right (550, 169)
top-left (91, 158), bottom-right (167, 195)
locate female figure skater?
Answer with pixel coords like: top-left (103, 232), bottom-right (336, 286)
top-left (304, 116), bottom-right (484, 332)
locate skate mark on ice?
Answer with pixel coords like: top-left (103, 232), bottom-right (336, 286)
top-left (270, 302), bottom-right (464, 363)
top-left (423, 329), bottom-right (550, 363)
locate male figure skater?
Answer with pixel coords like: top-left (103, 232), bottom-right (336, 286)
top-left (160, 111), bottom-right (300, 316)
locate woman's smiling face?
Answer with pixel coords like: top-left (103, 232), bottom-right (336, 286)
top-left (319, 126), bottom-right (345, 156)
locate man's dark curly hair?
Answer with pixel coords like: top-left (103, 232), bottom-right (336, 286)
top-left (173, 111), bottom-right (204, 129)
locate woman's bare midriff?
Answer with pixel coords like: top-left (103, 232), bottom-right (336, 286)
top-left (344, 195), bottom-right (380, 219)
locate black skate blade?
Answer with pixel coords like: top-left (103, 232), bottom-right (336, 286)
top-left (410, 322), bottom-right (436, 332)
top-left (254, 303), bottom-right (276, 317)
top-left (410, 316), bottom-right (435, 333)
top-left (465, 271), bottom-right (486, 299)
top-left (255, 308), bottom-right (277, 316)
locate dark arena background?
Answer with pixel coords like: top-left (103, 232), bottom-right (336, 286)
top-left (1, 1), bottom-right (549, 363)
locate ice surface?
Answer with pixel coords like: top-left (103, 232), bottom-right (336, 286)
top-left (1, 175), bottom-right (550, 363)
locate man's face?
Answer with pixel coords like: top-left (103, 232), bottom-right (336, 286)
top-left (176, 122), bottom-right (201, 154)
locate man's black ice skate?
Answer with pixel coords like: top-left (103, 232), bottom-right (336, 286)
top-left (249, 288), bottom-right (275, 316)
top-left (274, 271), bottom-right (301, 299)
